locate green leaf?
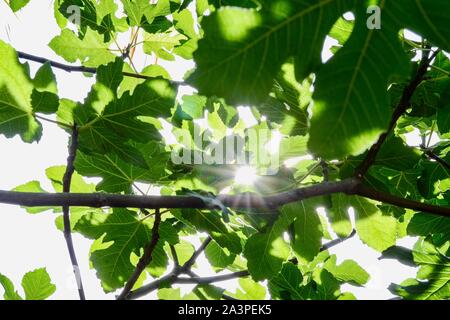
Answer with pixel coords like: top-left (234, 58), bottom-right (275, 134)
top-left (268, 262), bottom-right (304, 300)
top-left (254, 63), bottom-right (311, 137)
top-left (67, 59), bottom-right (175, 168)
top-left (118, 63), bottom-right (171, 97)
top-left (188, 0), bottom-right (356, 105)
top-left (227, 278), bottom-right (266, 300)
top-left (173, 9), bottom-right (197, 39)
top-left (190, 0), bottom-right (450, 159)
top-left (418, 156), bottom-right (450, 198)
top-left (45, 165), bottom-right (96, 193)
top-left (329, 193), bottom-right (353, 237)
top-left (390, 237), bottom-right (450, 300)
top-left (352, 196), bottom-right (397, 252)
top-left (75, 142), bottom-right (170, 193)
top-left (158, 287), bottom-right (182, 300)
top-left (392, 0), bottom-right (450, 53)
top-left (9, 0), bottom-right (31, 12)
top-left (329, 17), bottom-right (354, 45)
top-left (204, 240), bottom-right (236, 270)
top-left (170, 241), bottom-right (195, 266)
top-left (324, 256), bottom-right (370, 286)
top-left (312, 268), bottom-right (341, 300)
top-left (181, 209), bottom-right (242, 254)
top-left (58, 0), bottom-right (119, 32)
top-left (330, 195), bottom-right (397, 252)
top-left (32, 63), bottom-right (57, 95)
top-left (0, 274), bottom-right (22, 300)
top-left (13, 181), bottom-right (56, 214)
top-left (184, 284), bottom-right (225, 300)
top-left (146, 242), bottom-right (168, 277)
top-left (340, 136), bottom-right (422, 181)
top-left (380, 246), bottom-right (415, 267)
top-left (0, 40), bottom-right (41, 142)
top-left (408, 213), bottom-right (450, 241)
top-left (370, 166), bottom-right (422, 199)
top-left (282, 201), bottom-right (323, 264)
top-left (21, 268), bottom-right (56, 300)
top-left (309, 3), bottom-right (410, 159)
top-left (121, 0), bottom-right (152, 26)
top-left (49, 28), bottom-right (116, 67)
top-left (74, 209), bottom-right (155, 291)
top-left (244, 231), bottom-right (290, 281)
top-left (31, 62), bottom-right (59, 114)
top-left (143, 32), bottom-right (187, 61)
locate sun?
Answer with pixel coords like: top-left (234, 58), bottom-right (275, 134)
top-left (234, 166), bottom-right (258, 186)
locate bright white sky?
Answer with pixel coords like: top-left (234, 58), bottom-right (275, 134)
top-left (0, 1), bottom-right (421, 300)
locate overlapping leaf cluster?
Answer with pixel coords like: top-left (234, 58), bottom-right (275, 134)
top-left (1, 0), bottom-right (449, 300)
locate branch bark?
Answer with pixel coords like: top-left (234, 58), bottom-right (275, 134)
top-left (117, 209), bottom-right (162, 300)
top-left (320, 229), bottom-right (356, 251)
top-left (17, 51), bottom-right (182, 85)
top-left (0, 179), bottom-right (359, 209)
top-left (129, 228), bottom-right (358, 300)
top-left (62, 125), bottom-right (86, 300)
top-left (355, 185), bottom-right (450, 217)
top-left (172, 271), bottom-right (250, 285)
top-left (355, 49), bottom-right (440, 178)
top-left (421, 145), bottom-right (450, 171)
top-left (0, 178), bottom-right (449, 217)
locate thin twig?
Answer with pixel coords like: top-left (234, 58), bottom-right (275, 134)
top-left (355, 48), bottom-right (440, 178)
top-left (131, 227), bottom-right (357, 300)
top-left (117, 208), bottom-right (162, 300)
top-left (169, 245), bottom-right (180, 269)
top-left (180, 237), bottom-right (212, 272)
top-left (128, 237), bottom-right (213, 300)
top-left (17, 51), bottom-right (182, 85)
top-left (355, 185), bottom-right (450, 217)
top-left (420, 145), bottom-right (450, 171)
top-left (34, 114), bottom-right (72, 129)
top-left (320, 229), bottom-right (356, 251)
top-left (175, 271), bottom-right (250, 284)
top-left (62, 125), bottom-right (86, 300)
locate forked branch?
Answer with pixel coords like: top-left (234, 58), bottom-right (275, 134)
top-left (62, 125), bottom-right (86, 300)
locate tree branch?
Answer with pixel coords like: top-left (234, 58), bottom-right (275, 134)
top-left (173, 271), bottom-right (250, 285)
top-left (355, 48), bottom-right (440, 178)
top-left (128, 237), bottom-right (213, 300)
top-left (117, 209), bottom-right (162, 300)
top-left (129, 228), bottom-right (357, 300)
top-left (355, 185), bottom-right (450, 217)
top-left (169, 245), bottom-right (180, 269)
top-left (420, 144), bottom-right (450, 171)
top-left (62, 125), bottom-right (86, 300)
top-left (320, 229), bottom-right (357, 251)
top-left (0, 179), bottom-right (360, 210)
top-left (179, 237), bottom-right (212, 273)
top-left (0, 178), bottom-right (449, 217)
top-left (17, 51), bottom-right (182, 85)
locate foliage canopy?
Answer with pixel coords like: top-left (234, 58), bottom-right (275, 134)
top-left (0, 0), bottom-right (449, 300)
